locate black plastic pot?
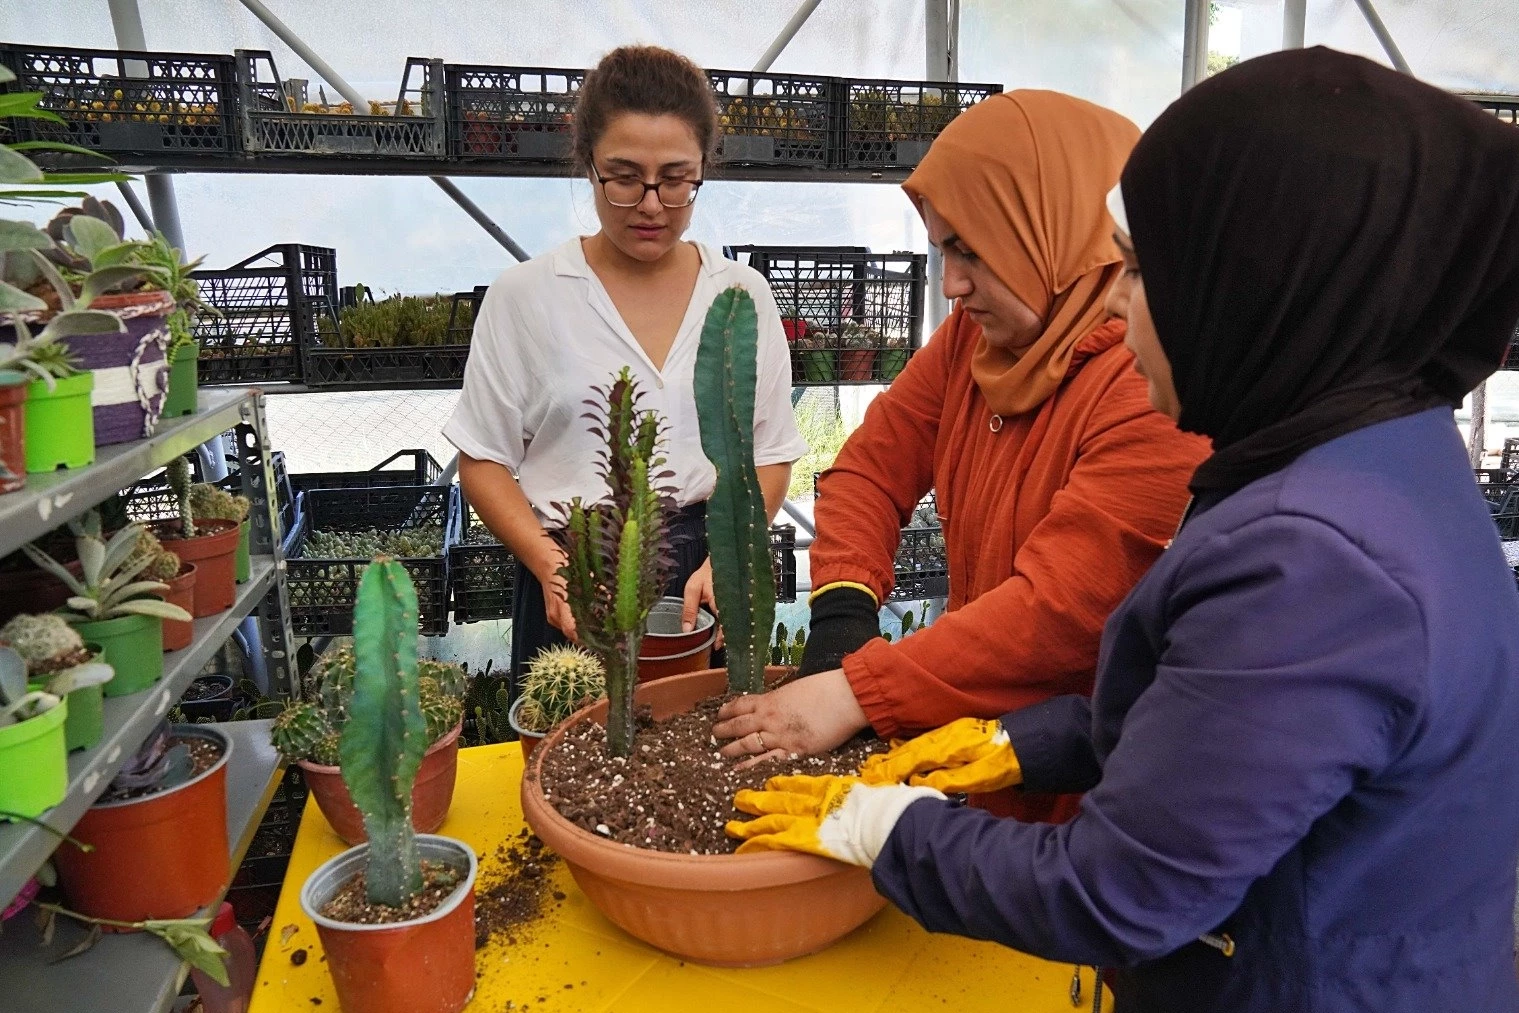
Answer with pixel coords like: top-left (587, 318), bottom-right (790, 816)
top-left (177, 674), bottom-right (235, 721)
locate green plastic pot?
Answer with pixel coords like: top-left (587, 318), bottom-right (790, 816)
top-left (28, 675), bottom-right (104, 753)
top-left (235, 518), bottom-right (250, 584)
top-left (0, 697), bottom-right (69, 818)
top-left (24, 372), bottom-right (95, 473)
top-left (69, 613), bottom-right (164, 697)
top-left (161, 342), bottom-right (198, 418)
top-left (800, 348), bottom-right (835, 383)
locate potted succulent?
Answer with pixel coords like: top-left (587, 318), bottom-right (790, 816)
top-left (270, 642), bottom-right (465, 846)
top-left (792, 327), bottom-right (835, 383)
top-left (769, 621), bottom-right (807, 667)
top-left (298, 559), bottom-right (478, 1013)
top-left (877, 332), bottom-right (911, 382)
top-left (188, 479), bottom-right (252, 584)
top-left (506, 644), bottom-right (605, 760)
top-left (521, 288), bottom-right (886, 967)
top-left (126, 231), bottom-right (211, 418)
top-left (53, 718), bottom-right (233, 923)
top-left (0, 612), bottom-right (114, 751)
top-left (0, 329), bottom-right (90, 483)
top-left (22, 511), bottom-right (193, 696)
top-left (837, 321), bottom-right (882, 382)
top-left (154, 456), bottom-right (239, 616)
top-left (0, 644), bottom-right (70, 817)
top-left (126, 526), bottom-right (195, 651)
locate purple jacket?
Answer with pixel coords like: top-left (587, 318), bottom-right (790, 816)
top-left (874, 408), bottom-right (1519, 1012)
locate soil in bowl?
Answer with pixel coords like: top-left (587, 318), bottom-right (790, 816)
top-left (537, 696), bottom-right (886, 855)
top-left (97, 733), bottom-right (222, 804)
top-left (318, 861), bottom-right (464, 926)
top-left (473, 828), bottom-right (564, 948)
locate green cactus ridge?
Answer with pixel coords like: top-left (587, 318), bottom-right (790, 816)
top-left (166, 456), bottom-right (196, 539)
top-left (0, 614), bottom-right (85, 668)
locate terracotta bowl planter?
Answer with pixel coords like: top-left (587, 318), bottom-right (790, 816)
top-left (522, 666), bottom-right (888, 967)
top-left (638, 597), bottom-right (716, 683)
top-left (299, 723), bottom-right (462, 846)
top-left (154, 519), bottom-right (238, 617)
top-left (0, 376), bottom-right (26, 495)
top-left (158, 562), bottom-right (198, 651)
top-left (300, 834), bottom-right (477, 1013)
top-left (54, 724), bottom-right (230, 923)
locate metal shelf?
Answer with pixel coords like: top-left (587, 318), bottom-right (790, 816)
top-left (0, 388), bottom-right (256, 555)
top-left (0, 557), bottom-right (276, 908)
top-left (0, 719), bottom-right (282, 1013)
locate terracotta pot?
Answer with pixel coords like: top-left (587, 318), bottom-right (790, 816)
top-left (158, 562), bottom-right (198, 651)
top-left (300, 834), bottom-right (477, 1013)
top-left (54, 725), bottom-right (231, 923)
top-left (0, 376), bottom-right (25, 495)
top-left (0, 558), bottom-right (82, 626)
top-left (507, 695), bottom-right (545, 761)
top-left (299, 723), bottom-right (462, 846)
top-left (522, 666), bottom-right (888, 967)
top-left (839, 348), bottom-right (878, 382)
top-left (638, 596), bottom-right (716, 683)
top-left (154, 519), bottom-right (238, 616)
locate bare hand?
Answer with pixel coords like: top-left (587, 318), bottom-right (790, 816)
top-left (682, 557), bottom-right (723, 649)
top-left (712, 668), bottom-right (869, 766)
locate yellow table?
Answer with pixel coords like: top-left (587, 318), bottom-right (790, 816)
top-left (251, 742), bottom-right (1099, 1013)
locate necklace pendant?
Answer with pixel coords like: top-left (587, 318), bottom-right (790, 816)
top-left (989, 414), bottom-right (1003, 433)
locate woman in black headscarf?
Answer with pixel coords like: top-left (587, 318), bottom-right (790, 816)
top-left (724, 48), bottom-right (1519, 1012)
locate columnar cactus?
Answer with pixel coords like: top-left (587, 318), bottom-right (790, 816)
top-left (339, 557), bottom-right (425, 908)
top-left (558, 368), bottom-right (674, 757)
top-left (166, 456), bottom-right (195, 539)
top-left (519, 644), bottom-right (606, 733)
top-left (694, 286), bottom-right (775, 694)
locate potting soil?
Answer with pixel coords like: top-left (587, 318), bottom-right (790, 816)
top-left (318, 860), bottom-right (463, 925)
top-left (536, 696), bottom-right (887, 855)
top-left (473, 829), bottom-right (564, 948)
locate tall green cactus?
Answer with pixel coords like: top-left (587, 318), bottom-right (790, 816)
top-left (695, 286), bottom-right (774, 694)
top-left (339, 557), bottom-right (425, 907)
top-left (559, 368), bottom-right (673, 756)
top-left (166, 456), bottom-right (195, 538)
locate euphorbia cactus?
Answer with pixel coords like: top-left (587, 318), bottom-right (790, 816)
top-left (557, 368), bottom-right (675, 756)
top-left (694, 286), bottom-right (775, 694)
top-left (339, 557), bottom-right (426, 907)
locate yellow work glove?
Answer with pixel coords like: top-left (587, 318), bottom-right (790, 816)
top-left (726, 774), bottom-right (945, 868)
top-left (856, 717), bottom-right (1022, 794)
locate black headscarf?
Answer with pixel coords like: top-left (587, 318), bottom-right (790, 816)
top-left (1122, 47), bottom-right (1519, 495)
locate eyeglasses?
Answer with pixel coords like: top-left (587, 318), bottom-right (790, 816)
top-left (595, 173), bottom-right (703, 208)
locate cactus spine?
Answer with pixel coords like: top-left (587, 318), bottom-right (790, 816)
top-left (339, 557), bottom-right (425, 907)
top-left (694, 286), bottom-right (774, 694)
top-left (166, 455), bottom-right (195, 538)
top-left (558, 368), bottom-right (673, 756)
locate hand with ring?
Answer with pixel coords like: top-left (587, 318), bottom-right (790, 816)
top-left (712, 668), bottom-right (871, 766)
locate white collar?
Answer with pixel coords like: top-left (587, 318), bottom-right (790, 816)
top-left (552, 236), bottom-right (718, 279)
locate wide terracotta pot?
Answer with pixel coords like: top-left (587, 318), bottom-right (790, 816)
top-left (54, 724), bottom-right (231, 923)
top-left (154, 518), bottom-right (238, 616)
top-left (637, 596), bottom-right (716, 683)
top-left (158, 562), bottom-right (198, 651)
top-left (300, 834), bottom-right (477, 1013)
top-left (299, 723), bottom-right (462, 846)
top-left (522, 666), bottom-right (888, 967)
top-left (0, 377), bottom-right (25, 494)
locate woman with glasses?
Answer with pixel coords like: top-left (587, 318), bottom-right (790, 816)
top-left (444, 45), bottom-right (807, 689)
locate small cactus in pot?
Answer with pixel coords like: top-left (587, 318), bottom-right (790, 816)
top-left (0, 613), bottom-right (113, 710)
top-left (514, 645), bottom-right (606, 735)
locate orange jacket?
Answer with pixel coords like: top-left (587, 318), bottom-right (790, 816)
top-left (811, 308), bottom-right (1208, 822)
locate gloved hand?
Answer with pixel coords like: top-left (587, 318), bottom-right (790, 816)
top-left (857, 717), bottom-right (1022, 794)
top-left (797, 586), bottom-right (880, 676)
top-left (726, 774), bottom-right (945, 867)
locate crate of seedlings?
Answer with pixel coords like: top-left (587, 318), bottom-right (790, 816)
top-left (287, 449), bottom-right (442, 498)
top-left (708, 69), bottom-right (835, 168)
top-left (236, 49), bottom-right (444, 157)
top-left (0, 43), bottom-right (240, 155)
top-left (841, 78), bottom-right (1002, 169)
top-left (732, 246), bottom-right (926, 385)
top-left (445, 64), bottom-right (582, 160)
top-left (447, 502), bottom-right (517, 624)
top-left (303, 285), bottom-right (480, 387)
top-left (283, 484), bottom-right (456, 636)
top-left (191, 244), bottom-right (337, 384)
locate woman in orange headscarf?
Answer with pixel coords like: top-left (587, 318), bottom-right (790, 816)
top-left (714, 90), bottom-right (1208, 824)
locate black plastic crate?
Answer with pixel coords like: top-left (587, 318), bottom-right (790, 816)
top-left (891, 526), bottom-right (948, 601)
top-left (304, 288), bottom-right (479, 387)
top-left (447, 504), bottom-right (517, 624)
top-left (0, 43), bottom-right (240, 155)
top-left (1503, 439), bottom-right (1519, 472)
top-left (709, 69), bottom-right (835, 168)
top-left (288, 449), bottom-right (442, 498)
top-left (237, 50), bottom-right (444, 157)
top-left (283, 484), bottom-right (456, 636)
top-left (446, 65), bottom-right (581, 160)
top-left (192, 244), bottom-right (337, 384)
top-left (732, 246), bottom-right (926, 385)
top-left (119, 449), bottom-right (294, 535)
top-left (770, 523), bottom-right (797, 602)
top-left (841, 78), bottom-right (1002, 169)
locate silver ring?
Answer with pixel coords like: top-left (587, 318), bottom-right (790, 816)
top-left (755, 731), bottom-right (766, 752)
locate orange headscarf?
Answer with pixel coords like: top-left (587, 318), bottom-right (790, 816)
top-left (903, 90), bottom-right (1140, 416)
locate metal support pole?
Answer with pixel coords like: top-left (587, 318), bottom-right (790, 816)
top-left (108, 0), bottom-right (186, 251)
top-left (114, 180), bottom-right (154, 234)
top-left (924, 0), bottom-right (958, 331)
top-left (430, 177), bottom-right (529, 262)
top-left (1283, 0), bottom-right (1307, 49)
top-left (1470, 382), bottom-right (1488, 468)
top-left (1181, 0), bottom-right (1211, 91)
top-left (1351, 0), bottom-right (1412, 74)
top-left (752, 0), bottom-right (826, 73)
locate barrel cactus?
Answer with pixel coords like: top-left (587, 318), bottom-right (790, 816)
top-left (518, 644), bottom-right (605, 733)
top-left (270, 701), bottom-right (332, 765)
top-left (0, 613), bottom-right (86, 671)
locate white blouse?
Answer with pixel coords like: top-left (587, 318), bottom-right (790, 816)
top-left (443, 238), bottom-right (809, 527)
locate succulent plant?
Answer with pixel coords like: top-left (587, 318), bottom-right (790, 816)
top-left (107, 718), bottom-right (194, 796)
top-left (463, 659), bottom-right (511, 745)
top-left (769, 621), bottom-right (807, 667)
top-left (556, 367), bottom-right (676, 756)
top-left (0, 330), bottom-right (81, 390)
top-left (270, 701), bottom-right (332, 765)
top-left (694, 286), bottom-right (775, 695)
top-left (518, 644), bottom-right (605, 733)
top-left (0, 645), bottom-right (57, 725)
top-left (166, 456), bottom-right (195, 539)
top-left (318, 291), bottom-right (471, 349)
top-left (304, 527), bottom-right (444, 559)
top-left (1, 613), bottom-right (85, 669)
top-left (22, 511), bottom-right (194, 625)
top-left (126, 525), bottom-right (182, 583)
top-left (837, 321), bottom-right (883, 349)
